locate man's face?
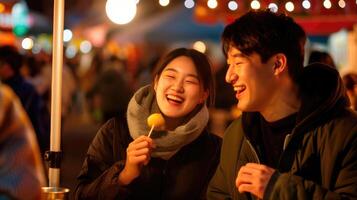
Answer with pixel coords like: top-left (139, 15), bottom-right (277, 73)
top-left (225, 46), bottom-right (277, 112)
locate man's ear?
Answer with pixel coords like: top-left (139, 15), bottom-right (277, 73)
top-left (273, 53), bottom-right (287, 75)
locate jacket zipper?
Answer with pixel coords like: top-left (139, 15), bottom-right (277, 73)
top-left (283, 134), bottom-right (292, 150)
top-left (245, 141), bottom-right (261, 200)
top-left (246, 139), bottom-right (260, 164)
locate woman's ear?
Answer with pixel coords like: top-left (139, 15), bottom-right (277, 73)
top-left (199, 91), bottom-right (209, 104)
top-left (153, 75), bottom-right (159, 91)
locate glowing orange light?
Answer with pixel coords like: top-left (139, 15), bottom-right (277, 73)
top-left (0, 3), bottom-right (5, 13)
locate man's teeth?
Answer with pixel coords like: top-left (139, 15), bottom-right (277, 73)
top-left (234, 86), bottom-right (246, 92)
top-left (167, 94), bottom-right (183, 102)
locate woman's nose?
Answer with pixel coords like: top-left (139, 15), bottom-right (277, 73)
top-left (172, 79), bottom-right (184, 93)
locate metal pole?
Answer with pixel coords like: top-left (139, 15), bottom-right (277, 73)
top-left (48, 0), bottom-right (64, 187)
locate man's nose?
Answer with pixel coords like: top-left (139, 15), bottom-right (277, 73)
top-left (225, 65), bottom-right (238, 84)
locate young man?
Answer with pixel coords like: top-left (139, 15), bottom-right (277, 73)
top-left (207, 10), bottom-right (357, 199)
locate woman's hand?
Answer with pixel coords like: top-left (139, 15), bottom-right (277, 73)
top-left (118, 135), bottom-right (155, 185)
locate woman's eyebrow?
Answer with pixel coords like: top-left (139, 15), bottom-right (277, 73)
top-left (164, 67), bottom-right (199, 79)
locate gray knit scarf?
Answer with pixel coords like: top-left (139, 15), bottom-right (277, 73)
top-left (127, 85), bottom-right (209, 160)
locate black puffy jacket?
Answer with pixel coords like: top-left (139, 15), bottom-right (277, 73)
top-left (74, 116), bottom-right (221, 200)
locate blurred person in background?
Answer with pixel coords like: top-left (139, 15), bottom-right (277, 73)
top-left (0, 45), bottom-right (50, 155)
top-left (20, 55), bottom-right (42, 81)
top-left (343, 72), bottom-right (357, 111)
top-left (73, 48), bottom-right (221, 199)
top-left (25, 50), bottom-right (77, 122)
top-left (0, 83), bottom-right (46, 199)
top-left (86, 55), bottom-right (133, 123)
top-left (208, 10), bottom-right (357, 199)
top-left (27, 50), bottom-right (53, 99)
top-left (134, 54), bottom-right (160, 89)
top-left (308, 50), bottom-right (336, 68)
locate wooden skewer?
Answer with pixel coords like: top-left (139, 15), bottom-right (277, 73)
top-left (148, 125), bottom-right (155, 138)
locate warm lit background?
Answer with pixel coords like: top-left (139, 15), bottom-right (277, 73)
top-left (1, 0), bottom-right (357, 192)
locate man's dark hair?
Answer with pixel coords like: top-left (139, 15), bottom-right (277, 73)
top-left (0, 45), bottom-right (23, 74)
top-left (222, 10), bottom-right (306, 82)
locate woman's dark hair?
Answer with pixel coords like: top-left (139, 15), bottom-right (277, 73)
top-left (222, 10), bottom-right (306, 83)
top-left (151, 48), bottom-right (215, 107)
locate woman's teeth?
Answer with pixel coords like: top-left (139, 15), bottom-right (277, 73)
top-left (167, 94), bottom-right (183, 103)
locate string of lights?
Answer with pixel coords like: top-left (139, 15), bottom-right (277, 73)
top-left (155, 0), bottom-right (357, 12)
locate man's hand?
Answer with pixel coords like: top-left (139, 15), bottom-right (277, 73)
top-left (236, 163), bottom-right (275, 199)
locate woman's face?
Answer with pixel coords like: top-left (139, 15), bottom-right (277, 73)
top-left (154, 56), bottom-right (208, 118)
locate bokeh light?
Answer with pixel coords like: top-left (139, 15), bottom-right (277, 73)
top-left (21, 37), bottom-right (33, 50)
top-left (338, 0), bottom-right (346, 8)
top-left (105, 0), bottom-right (137, 25)
top-left (285, 1), bottom-right (294, 12)
top-left (63, 29), bottom-right (73, 42)
top-left (80, 40), bottom-right (92, 54)
top-left (302, 0), bottom-right (311, 9)
top-left (159, 0), bottom-right (170, 7)
top-left (268, 3), bottom-right (278, 12)
top-left (193, 41), bottom-right (206, 53)
top-left (65, 45), bottom-right (77, 59)
top-left (323, 0), bottom-right (332, 9)
top-left (207, 0), bottom-right (218, 9)
top-left (0, 3), bottom-right (5, 13)
top-left (228, 1), bottom-right (238, 11)
top-left (251, 0), bottom-right (260, 10)
top-left (184, 0), bottom-right (195, 9)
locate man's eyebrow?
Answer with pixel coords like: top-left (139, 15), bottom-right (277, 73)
top-left (230, 52), bottom-right (246, 58)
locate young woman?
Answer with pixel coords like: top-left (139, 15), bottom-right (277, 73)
top-left (73, 48), bottom-right (221, 199)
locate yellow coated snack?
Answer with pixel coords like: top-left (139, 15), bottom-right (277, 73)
top-left (147, 113), bottom-right (165, 128)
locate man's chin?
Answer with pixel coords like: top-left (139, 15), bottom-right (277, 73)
top-left (236, 102), bottom-right (254, 112)
top-left (236, 103), bottom-right (246, 112)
